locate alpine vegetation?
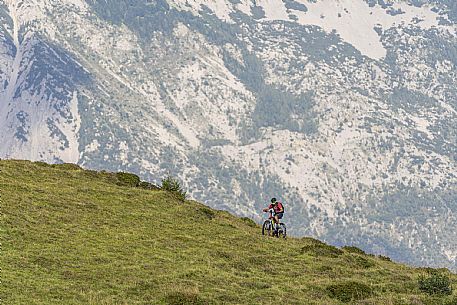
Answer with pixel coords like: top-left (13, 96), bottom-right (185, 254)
top-left (0, 0), bottom-right (456, 270)
top-left (1, 160), bottom-right (457, 304)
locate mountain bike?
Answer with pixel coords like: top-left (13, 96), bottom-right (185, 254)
top-left (262, 209), bottom-right (286, 238)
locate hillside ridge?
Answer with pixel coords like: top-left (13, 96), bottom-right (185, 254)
top-left (1, 159), bottom-right (456, 304)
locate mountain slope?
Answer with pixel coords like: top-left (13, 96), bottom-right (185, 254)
top-left (1, 159), bottom-right (456, 304)
top-left (0, 0), bottom-right (456, 270)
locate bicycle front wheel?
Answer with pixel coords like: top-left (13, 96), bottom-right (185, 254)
top-left (262, 220), bottom-right (272, 236)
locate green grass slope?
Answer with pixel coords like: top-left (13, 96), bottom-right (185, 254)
top-left (1, 160), bottom-right (456, 305)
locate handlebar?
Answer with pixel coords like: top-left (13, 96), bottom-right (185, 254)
top-left (264, 209), bottom-right (274, 219)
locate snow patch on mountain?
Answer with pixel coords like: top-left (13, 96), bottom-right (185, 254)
top-left (170, 0), bottom-right (453, 60)
top-left (256, 0), bottom-right (290, 20)
top-left (264, 0), bottom-right (449, 59)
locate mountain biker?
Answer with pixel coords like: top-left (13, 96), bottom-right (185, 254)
top-left (262, 198), bottom-right (284, 234)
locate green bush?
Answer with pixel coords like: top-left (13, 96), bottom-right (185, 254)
top-left (241, 217), bottom-right (257, 228)
top-left (116, 172), bottom-right (140, 187)
top-left (417, 267), bottom-right (439, 274)
top-left (138, 181), bottom-right (160, 190)
top-left (378, 255), bottom-right (392, 262)
top-left (418, 272), bottom-right (453, 295)
top-left (53, 163), bottom-right (82, 171)
top-left (34, 161), bottom-right (51, 167)
top-left (198, 207), bottom-right (215, 220)
top-left (161, 176), bottom-right (187, 202)
top-left (342, 246), bottom-right (366, 255)
top-left (301, 240), bottom-right (343, 258)
top-left (344, 254), bottom-right (376, 269)
top-left (326, 281), bottom-right (373, 302)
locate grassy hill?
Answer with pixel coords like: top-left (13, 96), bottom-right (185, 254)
top-left (1, 160), bottom-right (456, 305)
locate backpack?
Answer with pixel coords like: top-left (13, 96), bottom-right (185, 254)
top-left (277, 202), bottom-right (284, 213)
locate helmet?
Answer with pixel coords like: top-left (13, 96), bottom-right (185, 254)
top-left (271, 197), bottom-right (277, 204)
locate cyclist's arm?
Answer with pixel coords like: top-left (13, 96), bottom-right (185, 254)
top-left (263, 204), bottom-right (273, 212)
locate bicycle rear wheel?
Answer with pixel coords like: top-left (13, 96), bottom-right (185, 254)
top-left (262, 220), bottom-right (272, 236)
top-left (278, 223), bottom-right (287, 239)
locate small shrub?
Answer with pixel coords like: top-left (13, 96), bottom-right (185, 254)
top-left (378, 255), bottom-right (392, 262)
top-left (301, 240), bottom-right (343, 258)
top-left (432, 268), bottom-right (452, 275)
top-left (417, 267), bottom-right (438, 274)
top-left (116, 172), bottom-right (140, 187)
top-left (342, 246), bottom-right (366, 255)
top-left (34, 161), bottom-right (51, 167)
top-left (138, 181), bottom-right (160, 190)
top-left (418, 273), bottom-right (453, 295)
top-left (241, 217), bottom-right (257, 227)
top-left (82, 169), bottom-right (100, 179)
top-left (345, 254), bottom-right (376, 269)
top-left (326, 281), bottom-right (373, 302)
top-left (198, 206), bottom-right (215, 220)
top-left (53, 163), bottom-right (82, 171)
top-left (99, 171), bottom-right (118, 183)
top-left (161, 176), bottom-right (187, 201)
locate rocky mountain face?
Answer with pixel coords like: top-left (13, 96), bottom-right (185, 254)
top-left (0, 0), bottom-right (456, 270)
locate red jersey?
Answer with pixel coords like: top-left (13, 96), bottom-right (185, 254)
top-left (268, 202), bottom-right (284, 214)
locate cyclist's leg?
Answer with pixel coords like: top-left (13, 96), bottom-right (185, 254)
top-left (274, 215), bottom-right (280, 231)
top-left (275, 213), bottom-right (284, 231)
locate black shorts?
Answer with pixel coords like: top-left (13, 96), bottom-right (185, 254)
top-left (275, 212), bottom-right (284, 220)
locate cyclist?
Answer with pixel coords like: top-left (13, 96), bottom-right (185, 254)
top-left (262, 197), bottom-right (284, 234)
